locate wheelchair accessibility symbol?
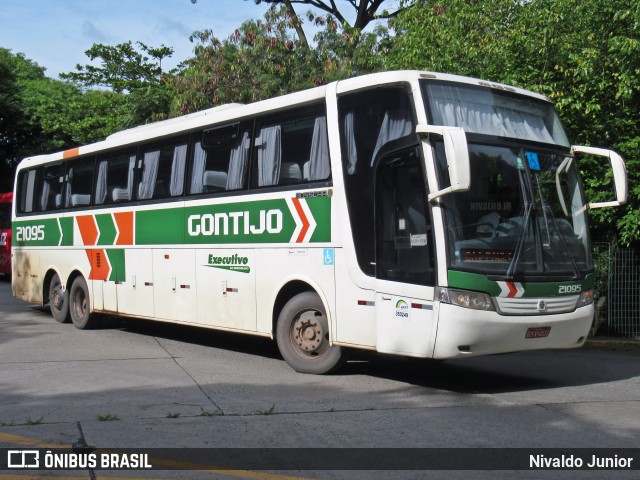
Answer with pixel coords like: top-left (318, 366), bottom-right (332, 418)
top-left (323, 248), bottom-right (334, 265)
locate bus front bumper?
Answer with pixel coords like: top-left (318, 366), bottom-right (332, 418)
top-left (432, 303), bottom-right (593, 359)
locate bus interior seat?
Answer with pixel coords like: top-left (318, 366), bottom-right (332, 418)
top-left (302, 161), bottom-right (310, 181)
top-left (203, 170), bottom-right (228, 191)
top-left (280, 162), bottom-right (302, 184)
top-left (112, 187), bottom-right (130, 202)
top-left (71, 194), bottom-right (91, 207)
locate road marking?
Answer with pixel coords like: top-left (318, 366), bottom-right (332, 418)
top-left (0, 432), bottom-right (66, 449)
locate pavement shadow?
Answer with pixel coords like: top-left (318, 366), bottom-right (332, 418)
top-left (100, 315), bottom-right (640, 395)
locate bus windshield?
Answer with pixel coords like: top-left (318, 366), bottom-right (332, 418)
top-left (422, 82), bottom-right (591, 279)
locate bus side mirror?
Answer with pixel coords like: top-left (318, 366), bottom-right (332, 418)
top-left (571, 145), bottom-right (628, 209)
top-left (416, 124), bottom-right (470, 201)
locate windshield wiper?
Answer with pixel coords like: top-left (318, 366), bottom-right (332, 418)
top-left (505, 151), bottom-right (535, 280)
top-left (505, 199), bottom-right (533, 279)
top-left (541, 204), bottom-right (580, 279)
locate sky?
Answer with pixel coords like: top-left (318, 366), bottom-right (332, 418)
top-left (0, 0), bottom-right (274, 78)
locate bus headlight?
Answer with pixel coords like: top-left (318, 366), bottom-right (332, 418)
top-left (436, 287), bottom-right (495, 311)
top-left (576, 290), bottom-right (594, 308)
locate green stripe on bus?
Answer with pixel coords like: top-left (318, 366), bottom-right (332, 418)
top-left (13, 196), bottom-right (332, 247)
top-left (106, 249), bottom-right (126, 282)
top-left (59, 217), bottom-right (74, 246)
top-left (96, 214), bottom-right (117, 246)
top-left (307, 196), bottom-right (331, 243)
top-left (447, 270), bottom-right (595, 297)
top-left (12, 218), bottom-right (61, 247)
top-left (136, 197), bottom-right (331, 245)
top-left (136, 207), bottom-right (185, 245)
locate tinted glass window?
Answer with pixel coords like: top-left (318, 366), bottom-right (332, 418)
top-left (376, 147), bottom-right (435, 285)
top-left (190, 124), bottom-right (251, 194)
top-left (251, 105), bottom-right (330, 188)
top-left (95, 149), bottom-right (138, 205)
top-left (138, 136), bottom-right (189, 200)
top-left (38, 163), bottom-right (65, 212)
top-left (338, 85), bottom-right (416, 276)
top-left (16, 169), bottom-right (39, 214)
top-left (65, 157), bottom-right (95, 208)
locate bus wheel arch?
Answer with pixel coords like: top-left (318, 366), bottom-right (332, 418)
top-left (273, 282), bottom-right (347, 374)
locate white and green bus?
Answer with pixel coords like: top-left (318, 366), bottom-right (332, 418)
top-left (12, 71), bottom-right (627, 374)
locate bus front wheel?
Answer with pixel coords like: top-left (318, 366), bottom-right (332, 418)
top-left (48, 273), bottom-right (70, 323)
top-left (276, 291), bottom-right (347, 374)
top-left (69, 276), bottom-right (98, 329)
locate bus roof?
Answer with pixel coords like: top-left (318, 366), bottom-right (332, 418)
top-left (16, 70), bottom-right (552, 170)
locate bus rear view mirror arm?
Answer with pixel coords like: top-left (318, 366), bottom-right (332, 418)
top-left (416, 124), bottom-right (471, 202)
top-left (571, 145), bottom-right (628, 209)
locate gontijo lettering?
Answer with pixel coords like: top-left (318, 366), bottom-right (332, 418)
top-left (188, 210), bottom-right (282, 237)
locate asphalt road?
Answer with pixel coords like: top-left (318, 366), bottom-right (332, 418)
top-left (0, 275), bottom-right (639, 479)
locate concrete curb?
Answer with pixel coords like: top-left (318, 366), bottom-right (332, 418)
top-left (584, 337), bottom-right (640, 352)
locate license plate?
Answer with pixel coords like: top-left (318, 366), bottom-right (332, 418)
top-left (525, 326), bottom-right (551, 339)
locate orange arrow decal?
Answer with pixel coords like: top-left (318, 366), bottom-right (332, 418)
top-left (76, 215), bottom-right (99, 246)
top-left (291, 198), bottom-right (310, 243)
top-left (114, 211), bottom-right (134, 245)
top-left (85, 248), bottom-right (111, 280)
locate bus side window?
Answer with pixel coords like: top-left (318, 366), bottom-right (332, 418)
top-left (138, 136), bottom-right (189, 201)
top-left (95, 150), bottom-right (138, 205)
top-left (39, 163), bottom-right (65, 212)
top-left (65, 156), bottom-right (95, 208)
top-left (251, 105), bottom-right (330, 188)
top-left (190, 125), bottom-right (251, 195)
top-left (17, 169), bottom-right (39, 214)
top-left (338, 85), bottom-right (416, 276)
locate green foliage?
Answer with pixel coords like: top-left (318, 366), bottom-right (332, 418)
top-left (61, 41), bottom-right (173, 93)
top-left (388, 0), bottom-right (640, 244)
top-left (194, 0), bottom-right (410, 31)
top-left (312, 12), bottom-right (391, 81)
top-left (62, 41), bottom-right (174, 127)
top-left (168, 6), bottom-right (323, 114)
top-left (0, 48), bottom-right (77, 190)
top-left (167, 5), bottom-right (389, 115)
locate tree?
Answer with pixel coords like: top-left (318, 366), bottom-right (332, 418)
top-left (61, 41), bottom-right (175, 127)
top-left (0, 48), bottom-right (76, 191)
top-left (0, 48), bottom-right (131, 191)
top-left (387, 0), bottom-right (640, 245)
top-left (169, 5), bottom-right (388, 115)
top-left (169, 6), bottom-right (323, 114)
top-left (313, 14), bottom-right (391, 80)
top-left (0, 51), bottom-right (27, 190)
top-left (250, 0), bottom-right (411, 31)
top-left (61, 41), bottom-right (173, 93)
top-left (191, 0), bottom-right (407, 47)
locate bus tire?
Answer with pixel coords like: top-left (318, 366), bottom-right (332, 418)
top-left (48, 273), bottom-right (70, 323)
top-left (69, 276), bottom-right (98, 329)
top-left (276, 291), bottom-right (347, 374)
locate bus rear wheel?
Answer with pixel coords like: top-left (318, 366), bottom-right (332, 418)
top-left (69, 276), bottom-right (99, 329)
top-left (276, 291), bottom-right (347, 374)
top-left (48, 273), bottom-right (70, 323)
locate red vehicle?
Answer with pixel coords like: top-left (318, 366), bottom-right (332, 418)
top-left (0, 192), bottom-right (12, 276)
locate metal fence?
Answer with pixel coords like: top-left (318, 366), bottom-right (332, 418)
top-left (593, 243), bottom-right (640, 338)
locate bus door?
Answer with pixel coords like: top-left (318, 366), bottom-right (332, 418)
top-left (374, 147), bottom-right (437, 357)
